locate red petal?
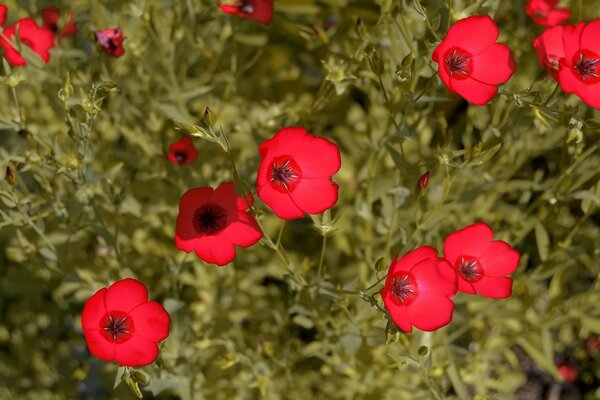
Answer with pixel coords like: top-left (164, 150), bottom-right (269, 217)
top-left (128, 302), bottom-right (170, 342)
top-left (384, 301), bottom-right (413, 333)
top-left (455, 16), bottom-right (499, 55)
top-left (105, 278), bottom-right (148, 313)
top-left (259, 127), bottom-right (308, 158)
top-left (389, 246), bottom-right (438, 274)
top-left (236, 194), bottom-right (253, 211)
top-left (81, 288), bottom-right (107, 330)
top-left (470, 43), bottom-right (516, 84)
top-left (557, 68), bottom-right (600, 109)
top-left (16, 18), bottom-right (54, 62)
top-left (257, 183), bottom-right (304, 220)
top-left (433, 19), bottom-right (460, 64)
top-left (562, 22), bottom-right (585, 66)
top-left (193, 235), bottom-right (236, 266)
top-left (83, 329), bottom-right (116, 362)
top-left (457, 278), bottom-right (477, 294)
top-left (223, 212), bottom-right (263, 247)
top-left (412, 258), bottom-right (457, 298)
top-left (178, 186), bottom-right (212, 216)
top-left (114, 335), bottom-right (158, 367)
top-left (288, 178), bottom-right (338, 214)
top-left (293, 136), bottom-right (341, 178)
top-left (580, 19), bottom-right (600, 54)
top-left (0, 5), bottom-right (7, 26)
top-left (41, 7), bottom-right (60, 30)
top-left (544, 9), bottom-right (571, 27)
top-left (175, 214), bottom-right (198, 252)
top-left (472, 276), bottom-right (513, 298)
top-left (211, 181), bottom-right (239, 218)
top-left (407, 293), bottom-right (455, 331)
top-left (479, 240), bottom-right (520, 277)
top-left (449, 76), bottom-right (498, 105)
top-left (443, 222), bottom-right (494, 266)
top-left (434, 56), bottom-right (454, 93)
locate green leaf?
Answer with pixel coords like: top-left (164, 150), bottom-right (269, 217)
top-left (535, 222), bottom-right (550, 261)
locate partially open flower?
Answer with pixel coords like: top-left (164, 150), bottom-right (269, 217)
top-left (167, 136), bottom-right (198, 166)
top-left (432, 16), bottom-right (516, 105)
top-left (175, 182), bottom-right (263, 266)
top-left (81, 278), bottom-right (170, 367)
top-left (94, 27), bottom-right (125, 57)
top-left (41, 7), bottom-right (77, 41)
top-left (533, 25), bottom-right (565, 80)
top-left (220, 0), bottom-right (274, 25)
top-left (257, 127), bottom-right (341, 220)
top-left (443, 222), bottom-right (520, 299)
top-left (381, 246), bottom-right (458, 333)
top-left (0, 17), bottom-right (54, 66)
top-left (525, 0), bottom-right (570, 27)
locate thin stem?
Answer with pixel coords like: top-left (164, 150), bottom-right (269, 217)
top-left (543, 82), bottom-right (561, 106)
top-left (377, 75), bottom-right (400, 131)
top-left (317, 235), bottom-right (328, 282)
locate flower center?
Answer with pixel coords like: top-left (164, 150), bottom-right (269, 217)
top-left (100, 312), bottom-right (133, 343)
top-left (457, 256), bottom-right (483, 282)
top-left (573, 50), bottom-right (600, 83)
top-left (268, 156), bottom-right (302, 192)
top-left (174, 151), bottom-right (187, 163)
top-left (390, 273), bottom-right (417, 305)
top-left (444, 47), bottom-right (473, 80)
top-left (193, 203), bottom-right (227, 235)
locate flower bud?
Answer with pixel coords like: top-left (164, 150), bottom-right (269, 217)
top-left (417, 170), bottom-right (430, 190)
top-left (203, 106), bottom-right (217, 126)
top-left (5, 166), bottom-right (17, 186)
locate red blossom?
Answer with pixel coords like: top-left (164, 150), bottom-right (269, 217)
top-left (257, 127), bottom-right (341, 220)
top-left (525, 0), bottom-right (570, 27)
top-left (175, 182), bottom-right (263, 266)
top-left (533, 25), bottom-right (565, 81)
top-left (220, 0), bottom-right (273, 25)
top-left (81, 278), bottom-right (170, 367)
top-left (381, 246), bottom-right (458, 333)
top-left (556, 362), bottom-right (578, 384)
top-left (167, 136), bottom-right (198, 166)
top-left (41, 7), bottom-right (77, 41)
top-left (556, 20), bottom-right (600, 110)
top-left (0, 17), bottom-right (54, 66)
top-left (0, 5), bottom-right (7, 26)
top-left (94, 27), bottom-right (125, 57)
top-left (432, 16), bottom-right (516, 106)
top-left (443, 222), bottom-right (520, 299)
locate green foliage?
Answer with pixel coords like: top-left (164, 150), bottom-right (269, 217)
top-left (1, 0), bottom-right (600, 399)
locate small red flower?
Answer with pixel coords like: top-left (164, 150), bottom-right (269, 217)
top-left (175, 182), bottom-right (263, 266)
top-left (81, 278), bottom-right (170, 367)
top-left (167, 136), bottom-right (198, 166)
top-left (0, 17), bottom-right (54, 66)
top-left (41, 7), bottom-right (77, 41)
top-left (525, 0), bottom-right (570, 27)
top-left (557, 20), bottom-right (600, 110)
top-left (94, 27), bottom-right (125, 57)
top-left (556, 362), bottom-right (578, 384)
top-left (432, 16), bottom-right (516, 106)
top-left (0, 5), bottom-right (7, 26)
top-left (381, 246), bottom-right (457, 333)
top-left (443, 222), bottom-right (520, 299)
top-left (533, 25), bottom-right (565, 80)
top-left (220, 0), bottom-right (274, 25)
top-left (257, 127), bottom-right (341, 220)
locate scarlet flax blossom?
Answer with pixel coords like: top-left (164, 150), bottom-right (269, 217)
top-left (257, 127), bottom-right (341, 220)
top-left (381, 246), bottom-right (458, 333)
top-left (81, 278), bottom-right (170, 367)
top-left (0, 17), bottom-right (54, 66)
top-left (556, 20), bottom-right (600, 110)
top-left (525, 0), bottom-right (570, 27)
top-left (167, 136), bottom-right (198, 166)
top-left (443, 222), bottom-right (520, 299)
top-left (175, 182), bottom-right (263, 266)
top-left (220, 0), bottom-right (274, 25)
top-left (533, 25), bottom-right (565, 81)
top-left (41, 7), bottom-right (77, 41)
top-left (432, 16), bottom-right (516, 105)
top-left (94, 27), bottom-right (125, 57)
top-left (0, 5), bottom-right (6, 26)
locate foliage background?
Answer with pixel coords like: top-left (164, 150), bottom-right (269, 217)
top-left (1, 0), bottom-right (600, 398)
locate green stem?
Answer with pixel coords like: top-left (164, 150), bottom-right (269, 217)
top-left (317, 235), bottom-right (328, 282)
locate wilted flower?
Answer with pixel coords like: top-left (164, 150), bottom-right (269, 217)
top-left (220, 0), bottom-right (274, 25)
top-left (525, 0), bottom-right (570, 27)
top-left (94, 27), bottom-right (125, 57)
top-left (0, 16), bottom-right (54, 66)
top-left (81, 278), bottom-right (170, 367)
top-left (167, 136), bottom-right (198, 166)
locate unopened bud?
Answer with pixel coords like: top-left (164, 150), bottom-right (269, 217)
top-left (417, 171), bottom-right (430, 190)
top-left (5, 166), bottom-right (17, 186)
top-left (367, 48), bottom-right (384, 76)
top-left (203, 106), bottom-right (217, 126)
top-left (355, 18), bottom-right (365, 38)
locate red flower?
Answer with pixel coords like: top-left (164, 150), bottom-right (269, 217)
top-left (220, 0), bottom-right (273, 25)
top-left (432, 16), bottom-right (516, 106)
top-left (443, 222), bottom-right (520, 299)
top-left (81, 278), bottom-right (170, 367)
top-left (94, 27), bottom-right (125, 57)
top-left (0, 17), bottom-right (54, 66)
top-left (256, 127), bottom-right (341, 220)
top-left (175, 182), bottom-right (263, 266)
top-left (533, 25), bottom-right (565, 80)
top-left (167, 136), bottom-right (198, 166)
top-left (41, 7), bottom-right (77, 41)
top-left (556, 20), bottom-right (600, 110)
top-left (556, 362), bottom-right (578, 384)
top-left (381, 246), bottom-right (457, 333)
top-left (0, 5), bottom-right (7, 26)
top-left (525, 0), bottom-right (570, 27)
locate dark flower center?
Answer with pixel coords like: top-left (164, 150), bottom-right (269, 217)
top-left (174, 151), bottom-right (187, 163)
top-left (100, 312), bottom-right (133, 343)
top-left (193, 204), bottom-right (227, 235)
top-left (457, 256), bottom-right (483, 282)
top-left (444, 47), bottom-right (473, 80)
top-left (574, 50), bottom-right (600, 83)
top-left (390, 273), bottom-right (417, 304)
top-left (269, 156), bottom-right (301, 192)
